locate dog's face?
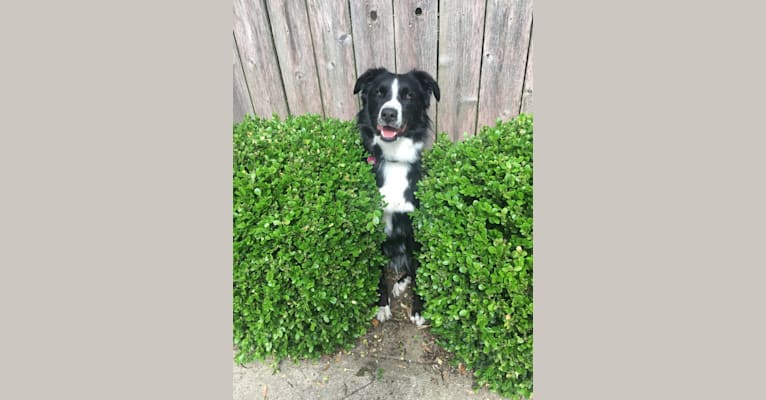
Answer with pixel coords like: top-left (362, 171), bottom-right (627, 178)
top-left (354, 68), bottom-right (440, 143)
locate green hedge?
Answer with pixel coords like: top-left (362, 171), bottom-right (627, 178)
top-left (413, 114), bottom-right (534, 399)
top-left (233, 114), bottom-right (386, 364)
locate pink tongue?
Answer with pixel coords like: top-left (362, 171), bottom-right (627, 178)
top-left (380, 127), bottom-right (397, 139)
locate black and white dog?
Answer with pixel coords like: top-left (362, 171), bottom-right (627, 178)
top-left (353, 67), bottom-right (440, 326)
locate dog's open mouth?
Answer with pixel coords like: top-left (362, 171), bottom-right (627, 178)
top-left (377, 124), bottom-right (406, 141)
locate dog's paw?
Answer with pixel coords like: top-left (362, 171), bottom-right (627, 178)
top-left (410, 312), bottom-right (426, 327)
top-left (392, 276), bottom-right (411, 298)
top-left (376, 305), bottom-right (392, 323)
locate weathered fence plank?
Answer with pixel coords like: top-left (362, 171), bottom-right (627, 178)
top-left (265, 0), bottom-right (325, 116)
top-left (305, 0), bottom-right (357, 121)
top-left (520, 23), bottom-right (533, 115)
top-left (476, 0), bottom-right (533, 129)
top-left (394, 0), bottom-right (438, 146)
top-left (437, 0), bottom-right (487, 140)
top-left (233, 36), bottom-right (255, 123)
top-left (233, 0), bottom-right (289, 119)
top-left (350, 0), bottom-right (396, 74)
top-left (233, 0), bottom-right (534, 138)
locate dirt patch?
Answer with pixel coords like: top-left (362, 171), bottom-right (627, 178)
top-left (232, 277), bottom-right (505, 399)
top-left (353, 281), bottom-right (459, 374)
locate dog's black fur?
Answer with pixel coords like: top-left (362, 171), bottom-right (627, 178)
top-left (353, 67), bottom-right (440, 325)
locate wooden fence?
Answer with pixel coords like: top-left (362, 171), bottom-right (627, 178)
top-left (234, 0), bottom-right (533, 141)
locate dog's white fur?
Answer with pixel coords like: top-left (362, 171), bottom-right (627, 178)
top-left (392, 276), bottom-right (411, 297)
top-left (376, 305), bottom-right (392, 322)
top-left (373, 136), bottom-right (424, 163)
top-left (378, 78), bottom-right (402, 127)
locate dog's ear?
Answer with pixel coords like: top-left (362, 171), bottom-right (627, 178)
top-left (411, 70), bottom-right (441, 104)
top-left (353, 67), bottom-right (388, 95)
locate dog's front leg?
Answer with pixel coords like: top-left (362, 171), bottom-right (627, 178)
top-left (376, 267), bottom-right (392, 322)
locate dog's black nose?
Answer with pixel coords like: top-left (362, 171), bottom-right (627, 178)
top-left (380, 108), bottom-right (397, 123)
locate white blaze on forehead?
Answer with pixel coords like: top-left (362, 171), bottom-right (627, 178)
top-left (378, 78), bottom-right (402, 126)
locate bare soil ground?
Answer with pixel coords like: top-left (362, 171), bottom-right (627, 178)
top-left (233, 282), bottom-right (507, 400)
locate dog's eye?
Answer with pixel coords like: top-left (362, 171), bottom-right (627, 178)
top-left (403, 92), bottom-right (413, 100)
top-left (376, 87), bottom-right (386, 96)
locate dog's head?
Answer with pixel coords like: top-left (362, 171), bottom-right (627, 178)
top-left (353, 68), bottom-right (440, 143)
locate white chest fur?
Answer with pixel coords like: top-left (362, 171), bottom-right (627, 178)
top-left (373, 136), bottom-right (424, 163)
top-left (379, 161), bottom-right (414, 235)
top-left (379, 161), bottom-right (414, 214)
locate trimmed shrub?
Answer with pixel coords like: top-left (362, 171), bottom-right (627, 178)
top-left (233, 114), bottom-right (386, 364)
top-left (413, 114), bottom-right (534, 399)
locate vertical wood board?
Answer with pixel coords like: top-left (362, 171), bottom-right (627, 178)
top-left (265, 0), bottom-right (325, 116)
top-left (233, 36), bottom-right (255, 124)
top-left (233, 0), bottom-right (289, 118)
top-left (436, 0), bottom-right (487, 140)
top-left (476, 0), bottom-right (533, 128)
top-left (306, 0), bottom-right (358, 121)
top-left (349, 0), bottom-right (396, 74)
top-left (520, 22), bottom-right (533, 115)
